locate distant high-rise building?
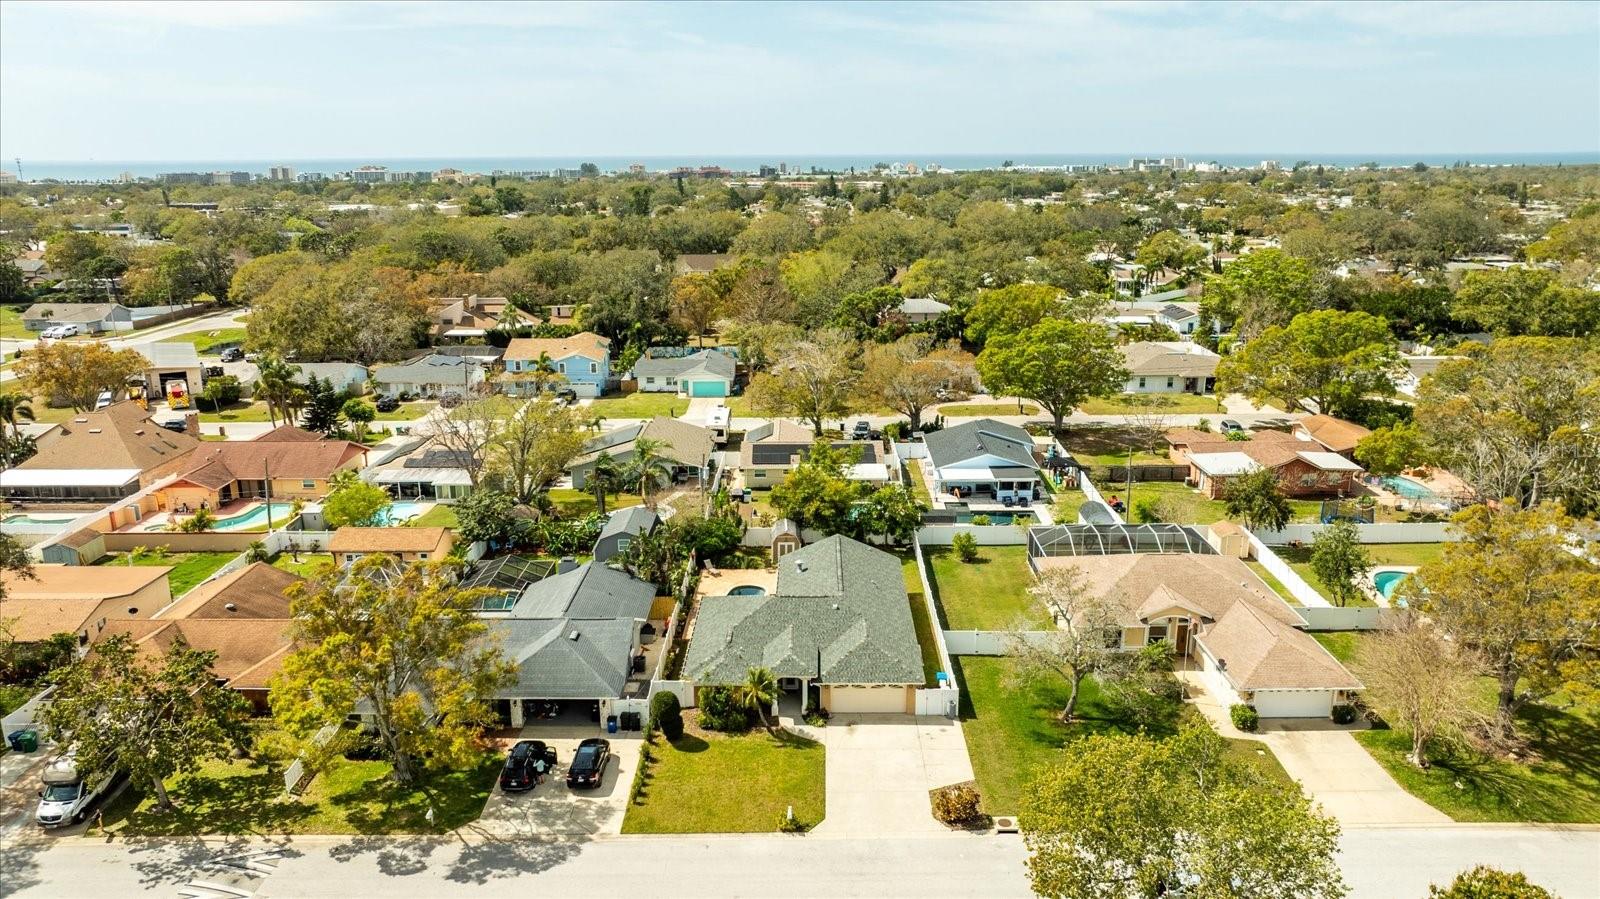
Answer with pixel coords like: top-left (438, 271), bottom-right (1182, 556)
top-left (0, 170), bottom-right (16, 185)
top-left (210, 171), bottom-right (251, 185)
top-left (350, 165), bottom-right (389, 184)
top-left (160, 171), bottom-right (209, 185)
top-left (297, 172), bottom-right (327, 182)
top-left (759, 165), bottom-right (778, 178)
top-left (268, 165), bottom-right (296, 181)
top-left (779, 162), bottom-right (788, 174)
top-left (1260, 160), bottom-right (1281, 171)
top-left (628, 163), bottom-right (645, 175)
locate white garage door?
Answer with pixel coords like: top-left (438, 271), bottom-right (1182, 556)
top-left (828, 685), bottom-right (907, 714)
top-left (1252, 690), bottom-right (1333, 719)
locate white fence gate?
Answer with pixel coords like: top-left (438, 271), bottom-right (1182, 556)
top-left (914, 687), bottom-right (959, 717)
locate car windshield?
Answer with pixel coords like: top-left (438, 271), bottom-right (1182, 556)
top-left (574, 746), bottom-right (599, 766)
top-left (42, 783), bottom-right (80, 802)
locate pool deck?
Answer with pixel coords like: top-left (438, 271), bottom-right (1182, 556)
top-left (695, 567), bottom-right (779, 599)
top-left (1363, 565), bottom-right (1419, 608)
top-left (116, 498), bottom-right (284, 533)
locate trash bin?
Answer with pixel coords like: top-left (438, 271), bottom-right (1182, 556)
top-left (7, 729), bottom-right (39, 753)
top-left (606, 715), bottom-right (619, 734)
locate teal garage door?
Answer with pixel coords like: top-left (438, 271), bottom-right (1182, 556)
top-left (689, 379), bottom-right (728, 397)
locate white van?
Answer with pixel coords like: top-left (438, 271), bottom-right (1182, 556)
top-left (35, 757), bottom-right (115, 827)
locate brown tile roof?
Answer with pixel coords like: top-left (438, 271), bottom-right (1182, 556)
top-left (675, 253), bottom-right (733, 273)
top-left (252, 425), bottom-right (323, 443)
top-left (156, 562), bottom-right (301, 620)
top-left (578, 417), bottom-right (716, 468)
top-left (172, 435), bottom-right (367, 486)
top-left (1167, 428), bottom-right (1314, 469)
top-left (0, 598), bottom-right (107, 641)
top-left (328, 527), bottom-right (452, 554)
top-left (1118, 342), bottom-right (1220, 377)
top-left (2, 564), bottom-right (171, 600)
top-left (503, 331), bottom-right (610, 362)
top-left (95, 618), bottom-right (293, 684)
top-left (17, 401), bottom-right (199, 473)
top-left (1035, 553), bottom-right (1360, 692)
top-left (1294, 415), bottom-right (1371, 454)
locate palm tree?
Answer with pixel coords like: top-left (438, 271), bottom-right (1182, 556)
top-left (627, 437), bottom-right (676, 509)
top-left (254, 355), bottom-right (304, 428)
top-left (588, 453), bottom-right (626, 517)
top-left (0, 392), bottom-right (34, 439)
top-left (529, 352), bottom-right (563, 393)
top-left (736, 667), bottom-right (781, 732)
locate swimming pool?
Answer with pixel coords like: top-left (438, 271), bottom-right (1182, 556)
top-left (728, 585), bottom-right (767, 596)
top-left (954, 511), bottom-right (1035, 525)
top-left (212, 502), bottom-right (297, 531)
top-left (1372, 570), bottom-right (1410, 606)
top-left (380, 501), bottom-right (430, 525)
top-left (2, 513), bottom-right (81, 527)
top-left (1380, 476), bottom-right (1436, 501)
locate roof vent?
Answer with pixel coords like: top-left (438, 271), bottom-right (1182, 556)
top-left (794, 560), bottom-right (807, 573)
top-left (832, 603), bottom-right (840, 611)
top-left (126, 607), bottom-right (138, 615)
top-left (224, 602), bottom-right (237, 612)
top-left (568, 629), bottom-right (581, 641)
top-left (1216, 658), bottom-right (1227, 670)
top-left (89, 428), bottom-right (103, 434)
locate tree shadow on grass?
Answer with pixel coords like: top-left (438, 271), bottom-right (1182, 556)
top-left (104, 767), bottom-right (314, 838)
top-left (1519, 701), bottom-right (1600, 783)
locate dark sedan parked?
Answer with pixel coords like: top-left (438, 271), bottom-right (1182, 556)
top-left (499, 740), bottom-right (557, 793)
top-left (566, 738), bottom-right (610, 789)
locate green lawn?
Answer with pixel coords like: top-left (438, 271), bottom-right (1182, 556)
top-left (271, 552), bottom-right (337, 578)
top-left (905, 459), bottom-right (932, 505)
top-left (410, 504), bottom-right (459, 528)
top-left (1060, 425), bottom-right (1173, 466)
top-left (937, 402), bottom-right (1040, 418)
top-left (588, 392), bottom-right (689, 419)
top-left (1313, 631), bottom-right (1600, 822)
top-left (95, 551), bottom-right (236, 597)
top-left (101, 751), bottom-right (501, 836)
top-left (1078, 394), bottom-right (1225, 415)
top-left (901, 554), bottom-right (944, 686)
top-left (1244, 560), bottom-right (1304, 606)
top-left (954, 656), bottom-right (1291, 814)
top-left (1116, 479), bottom-right (1228, 523)
top-left (924, 545), bottom-right (1047, 630)
top-left (1, 307), bottom-right (29, 339)
top-left (200, 400), bottom-right (433, 424)
top-left (622, 729), bottom-right (825, 833)
top-left (547, 488), bottom-right (644, 517)
top-left (1363, 543), bottom-right (1447, 567)
top-left (1273, 545), bottom-right (1374, 607)
top-left (168, 327), bottom-right (248, 354)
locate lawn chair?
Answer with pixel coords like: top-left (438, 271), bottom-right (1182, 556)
top-left (1001, 495), bottom-right (1015, 508)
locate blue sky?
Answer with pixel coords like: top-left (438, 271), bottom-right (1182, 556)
top-left (2, 0), bottom-right (1596, 161)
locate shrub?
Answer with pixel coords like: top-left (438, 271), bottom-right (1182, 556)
top-left (802, 710), bottom-right (828, 728)
top-left (1429, 865), bottom-right (1555, 899)
top-left (777, 809), bottom-right (810, 833)
top-left (931, 782), bottom-right (985, 827)
top-left (1331, 704), bottom-right (1357, 725)
top-left (697, 687), bottom-right (750, 732)
top-left (245, 540), bottom-right (270, 563)
top-left (1196, 417), bottom-right (1212, 433)
top-left (952, 532), bottom-right (979, 562)
top-left (1230, 704), bottom-right (1259, 733)
top-left (969, 514), bottom-right (991, 526)
top-left (650, 691), bottom-right (684, 740)
top-left (629, 734), bottom-right (654, 805)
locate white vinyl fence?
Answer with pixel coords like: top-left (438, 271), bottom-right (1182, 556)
top-left (649, 680), bottom-right (696, 710)
top-left (1, 685), bottom-right (56, 741)
top-left (1298, 606), bottom-right (1396, 631)
top-left (914, 687), bottom-right (959, 716)
top-left (942, 630), bottom-right (1057, 656)
top-left (1245, 531), bottom-right (1330, 608)
top-left (912, 540), bottom-right (957, 690)
top-left (1253, 522), bottom-right (1457, 545)
top-left (915, 525), bottom-right (1031, 546)
top-left (1077, 473), bottom-right (1124, 523)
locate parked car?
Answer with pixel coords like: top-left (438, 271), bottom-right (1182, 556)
top-left (850, 420), bottom-right (872, 440)
top-left (204, 365), bottom-right (225, 378)
top-left (35, 757), bottom-right (117, 827)
top-left (554, 387), bottom-right (578, 406)
top-left (94, 389), bottom-right (115, 410)
top-left (1219, 419), bottom-right (1245, 434)
top-left (566, 738), bottom-right (611, 789)
top-left (157, 418), bottom-right (188, 434)
top-left (219, 347), bottom-right (245, 363)
top-left (498, 740), bottom-right (557, 793)
top-left (374, 395), bottom-right (401, 413)
top-left (40, 324), bottom-right (80, 340)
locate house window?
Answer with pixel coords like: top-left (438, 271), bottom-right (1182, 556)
top-left (558, 362), bottom-right (566, 373)
top-left (344, 553), bottom-right (358, 562)
top-left (1300, 474), bottom-right (1317, 487)
top-left (1138, 377), bottom-right (1146, 388)
top-left (1146, 625), bottom-right (1169, 645)
top-left (617, 538), bottom-right (631, 552)
top-left (646, 377), bottom-right (656, 385)
top-left (301, 480), bottom-right (316, 490)
top-left (1166, 377), bottom-right (1174, 389)
top-left (418, 553), bottom-right (429, 560)
top-left (666, 378), bottom-right (677, 387)
top-left (1102, 628), bottom-right (1122, 649)
top-left (589, 362), bottom-right (597, 374)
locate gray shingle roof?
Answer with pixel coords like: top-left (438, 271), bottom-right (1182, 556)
top-left (511, 561), bottom-right (655, 620)
top-left (372, 354), bottom-right (478, 386)
top-left (598, 506), bottom-right (659, 542)
top-left (683, 535), bottom-right (922, 686)
top-left (489, 617), bottom-right (638, 699)
top-left (923, 418), bottom-right (1037, 471)
top-left (631, 349), bottom-right (736, 381)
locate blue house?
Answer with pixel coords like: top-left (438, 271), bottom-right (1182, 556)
top-left (502, 332), bottom-right (612, 398)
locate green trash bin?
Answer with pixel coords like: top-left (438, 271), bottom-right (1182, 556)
top-left (8, 729), bottom-right (39, 753)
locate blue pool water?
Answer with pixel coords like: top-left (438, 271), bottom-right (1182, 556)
top-left (1380, 476), bottom-right (1436, 501)
top-left (728, 585), bottom-right (767, 596)
top-left (954, 512), bottom-right (1034, 525)
top-left (2, 513), bottom-right (80, 528)
top-left (380, 501), bottom-right (429, 524)
top-left (212, 502), bottom-right (296, 531)
top-left (1373, 570), bottom-right (1409, 606)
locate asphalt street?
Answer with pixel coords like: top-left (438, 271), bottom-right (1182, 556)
top-left (2, 826), bottom-right (1596, 899)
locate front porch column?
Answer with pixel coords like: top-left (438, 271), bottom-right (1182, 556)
top-left (509, 700), bottom-right (524, 728)
top-left (799, 679), bottom-right (808, 713)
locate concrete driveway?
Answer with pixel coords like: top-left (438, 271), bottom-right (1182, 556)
top-left (809, 715), bottom-right (976, 837)
top-left (1260, 726), bottom-right (1450, 825)
top-left (474, 729), bottom-right (642, 837)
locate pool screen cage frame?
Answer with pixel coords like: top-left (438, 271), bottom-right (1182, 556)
top-left (1027, 523), bottom-right (1218, 559)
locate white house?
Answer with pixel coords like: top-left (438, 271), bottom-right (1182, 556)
top-left (922, 418), bottom-right (1042, 504)
top-left (1119, 341), bottom-right (1220, 395)
top-left (370, 354), bottom-right (485, 398)
top-left (897, 296), bottom-right (951, 323)
top-left (628, 348), bottom-right (737, 397)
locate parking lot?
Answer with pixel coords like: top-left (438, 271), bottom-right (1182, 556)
top-left (476, 725), bottom-right (644, 837)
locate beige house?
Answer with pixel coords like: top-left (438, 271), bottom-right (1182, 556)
top-left (1119, 341), bottom-right (1220, 395)
top-left (0, 565), bottom-right (173, 643)
top-left (1292, 414), bottom-right (1372, 461)
top-left (156, 425), bottom-right (369, 511)
top-left (329, 526), bottom-right (454, 564)
top-left (1031, 541), bottom-right (1361, 718)
top-left (569, 417), bottom-right (716, 489)
top-left (0, 401), bottom-right (200, 502)
top-left (739, 420), bottom-right (887, 487)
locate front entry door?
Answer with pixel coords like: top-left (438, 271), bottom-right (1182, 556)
top-left (1173, 623), bottom-right (1191, 656)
